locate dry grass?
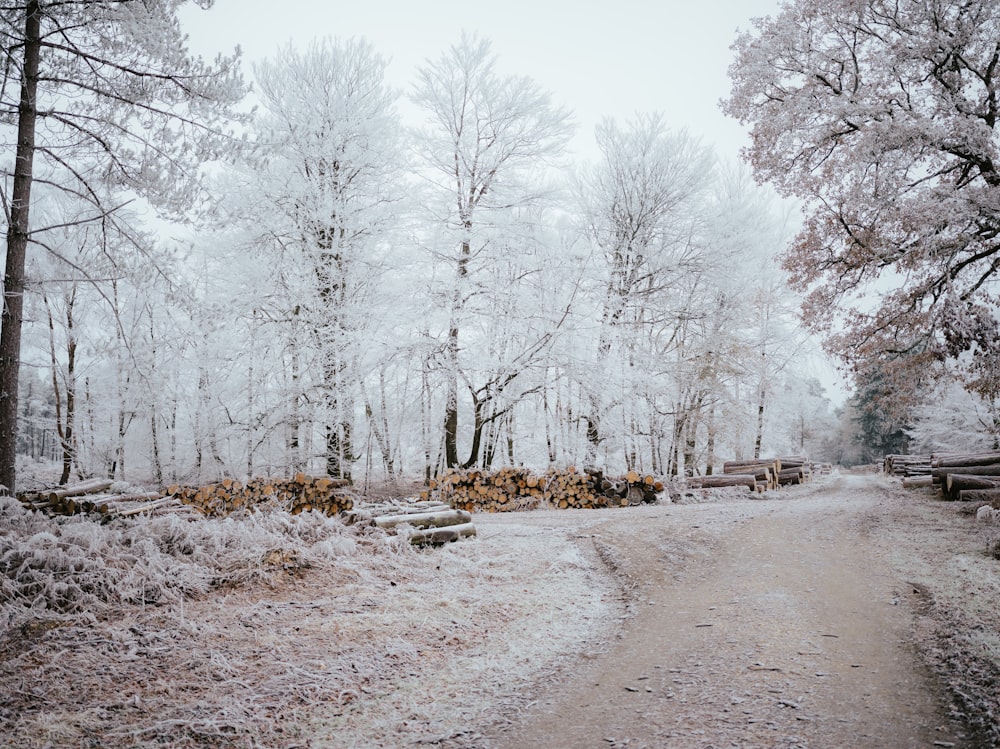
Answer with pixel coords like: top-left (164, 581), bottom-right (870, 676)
top-left (0, 496), bottom-right (619, 748)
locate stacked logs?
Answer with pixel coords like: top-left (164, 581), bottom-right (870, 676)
top-left (929, 452), bottom-right (1000, 501)
top-left (18, 478), bottom-right (195, 518)
top-left (346, 498), bottom-right (477, 546)
top-left (688, 456), bottom-right (815, 494)
top-left (884, 454), bottom-right (933, 479)
top-left (422, 466), bottom-right (664, 512)
top-left (167, 474), bottom-right (354, 517)
top-left (892, 451), bottom-right (1000, 500)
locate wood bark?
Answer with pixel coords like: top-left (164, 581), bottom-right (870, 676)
top-left (45, 478), bottom-right (114, 499)
top-left (957, 489), bottom-right (1000, 504)
top-left (933, 463), bottom-right (1000, 480)
top-left (408, 522), bottom-right (477, 546)
top-left (932, 452), bottom-right (1000, 468)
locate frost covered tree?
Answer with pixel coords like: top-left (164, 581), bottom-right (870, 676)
top-left (239, 37), bottom-right (404, 482)
top-left (906, 377), bottom-right (1000, 453)
top-left (573, 114), bottom-right (714, 469)
top-left (725, 0), bottom-right (1000, 415)
top-left (412, 33), bottom-right (572, 469)
top-left (0, 1), bottom-right (244, 493)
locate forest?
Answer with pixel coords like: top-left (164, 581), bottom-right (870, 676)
top-left (2, 1), bottom-right (999, 496)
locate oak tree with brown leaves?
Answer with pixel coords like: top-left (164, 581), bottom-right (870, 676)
top-left (725, 0), bottom-right (1000, 416)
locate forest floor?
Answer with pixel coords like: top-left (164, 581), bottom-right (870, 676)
top-left (1, 472), bottom-right (999, 748)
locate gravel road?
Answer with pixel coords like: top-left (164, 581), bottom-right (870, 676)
top-left (486, 473), bottom-right (993, 749)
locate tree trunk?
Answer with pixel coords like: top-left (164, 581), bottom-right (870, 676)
top-left (683, 415), bottom-right (697, 477)
top-left (288, 344), bottom-right (302, 473)
top-left (45, 291), bottom-right (77, 486)
top-left (443, 324), bottom-right (460, 468)
top-left (0, 1), bottom-right (41, 495)
top-left (421, 353), bottom-right (433, 484)
top-left (150, 412), bottom-right (163, 486)
top-left (705, 404), bottom-right (716, 476)
top-left (753, 386), bottom-right (765, 460)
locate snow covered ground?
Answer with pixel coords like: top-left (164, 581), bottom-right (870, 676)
top-left (2, 473), bottom-right (999, 748)
top-left (0, 496), bottom-right (622, 748)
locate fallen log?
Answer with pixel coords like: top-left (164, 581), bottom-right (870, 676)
top-left (407, 522), bottom-right (477, 546)
top-left (687, 474), bottom-right (756, 491)
top-left (374, 508), bottom-right (472, 530)
top-left (945, 474), bottom-right (1000, 501)
top-left (902, 476), bottom-right (934, 489)
top-left (956, 488), bottom-right (1000, 505)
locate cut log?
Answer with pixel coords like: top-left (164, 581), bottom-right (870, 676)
top-left (902, 476), bottom-right (934, 489)
top-left (777, 467), bottom-right (804, 486)
top-left (932, 452), bottom-right (1000, 467)
top-left (46, 478), bottom-right (114, 499)
top-left (934, 463), bottom-right (1000, 480)
top-left (687, 474), bottom-right (756, 491)
top-left (723, 459), bottom-right (780, 471)
top-left (374, 508), bottom-right (472, 530)
top-left (945, 474), bottom-right (1000, 500)
top-left (408, 522), bottom-right (477, 546)
top-left (957, 489), bottom-right (1000, 505)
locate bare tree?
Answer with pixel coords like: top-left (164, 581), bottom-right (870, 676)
top-left (412, 33), bottom-right (572, 469)
top-left (0, 1), bottom-right (244, 493)
top-left (243, 37), bottom-right (404, 482)
top-left (573, 114), bottom-right (714, 468)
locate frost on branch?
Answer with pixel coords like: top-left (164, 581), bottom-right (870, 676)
top-left (724, 0), bottom-right (1000, 401)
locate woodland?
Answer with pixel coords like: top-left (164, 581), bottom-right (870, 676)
top-left (0, 0), bottom-right (998, 496)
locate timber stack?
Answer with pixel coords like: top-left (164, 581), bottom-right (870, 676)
top-left (168, 473), bottom-right (354, 517)
top-left (18, 478), bottom-right (195, 518)
top-left (422, 466), bottom-right (664, 512)
top-left (894, 450), bottom-right (1000, 500)
top-left (345, 497), bottom-right (476, 546)
top-left (930, 451), bottom-right (1000, 501)
top-left (884, 454), bottom-right (933, 478)
top-left (689, 455), bottom-right (816, 493)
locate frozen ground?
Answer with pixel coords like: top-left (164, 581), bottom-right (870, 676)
top-left (1, 472), bottom-right (998, 748)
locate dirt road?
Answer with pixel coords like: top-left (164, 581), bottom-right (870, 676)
top-left (489, 474), bottom-right (973, 749)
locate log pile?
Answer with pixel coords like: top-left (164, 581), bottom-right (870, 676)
top-left (894, 451), bottom-right (1000, 501)
top-left (17, 478), bottom-right (196, 519)
top-left (167, 474), bottom-right (354, 517)
top-left (421, 467), bottom-right (664, 512)
top-left (346, 497), bottom-right (477, 546)
top-left (689, 455), bottom-right (817, 493)
top-left (884, 454), bottom-right (933, 477)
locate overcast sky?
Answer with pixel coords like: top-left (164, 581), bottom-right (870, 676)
top-left (181, 0), bottom-right (784, 162)
top-left (180, 0), bottom-right (849, 403)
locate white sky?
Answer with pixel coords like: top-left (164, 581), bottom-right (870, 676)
top-left (181, 0), bottom-right (783, 161)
